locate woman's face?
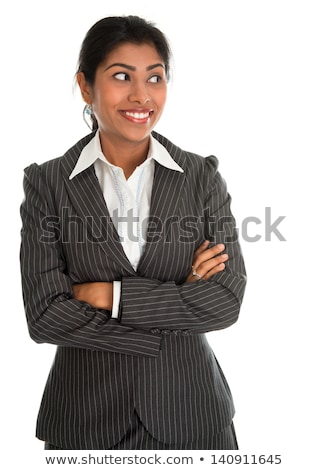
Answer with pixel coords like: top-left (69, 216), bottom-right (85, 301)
top-left (79, 42), bottom-right (167, 146)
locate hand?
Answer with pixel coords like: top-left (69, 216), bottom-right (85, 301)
top-left (185, 240), bottom-right (228, 283)
top-left (72, 282), bottom-right (113, 311)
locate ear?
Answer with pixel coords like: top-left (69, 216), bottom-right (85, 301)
top-left (76, 72), bottom-right (93, 105)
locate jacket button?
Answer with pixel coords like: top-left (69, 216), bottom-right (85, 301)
top-left (182, 330), bottom-right (191, 336)
top-left (150, 328), bottom-right (161, 334)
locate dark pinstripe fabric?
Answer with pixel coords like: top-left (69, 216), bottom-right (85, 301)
top-left (20, 131), bottom-right (247, 450)
top-left (45, 411), bottom-right (238, 449)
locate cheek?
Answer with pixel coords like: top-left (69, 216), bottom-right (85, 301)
top-left (156, 88), bottom-right (167, 110)
top-left (93, 84), bottom-right (121, 112)
top-left (93, 99), bottom-right (116, 123)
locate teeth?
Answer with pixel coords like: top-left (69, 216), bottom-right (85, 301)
top-left (124, 111), bottom-right (150, 119)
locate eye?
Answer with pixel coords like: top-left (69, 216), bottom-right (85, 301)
top-left (148, 75), bottom-right (162, 83)
top-left (113, 72), bottom-right (129, 81)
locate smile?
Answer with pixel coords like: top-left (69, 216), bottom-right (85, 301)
top-left (120, 110), bottom-right (154, 124)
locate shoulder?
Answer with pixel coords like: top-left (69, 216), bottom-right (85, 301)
top-left (152, 133), bottom-right (230, 205)
top-left (152, 131), bottom-right (219, 178)
top-left (23, 132), bottom-right (96, 179)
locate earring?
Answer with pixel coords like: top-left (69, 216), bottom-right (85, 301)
top-left (83, 104), bottom-right (93, 130)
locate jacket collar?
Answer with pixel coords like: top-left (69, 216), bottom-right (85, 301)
top-left (69, 130), bottom-right (183, 180)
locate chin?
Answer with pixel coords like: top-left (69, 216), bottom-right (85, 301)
top-left (122, 129), bottom-right (154, 144)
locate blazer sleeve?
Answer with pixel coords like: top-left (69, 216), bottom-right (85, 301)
top-left (20, 163), bottom-right (161, 357)
top-left (119, 156), bottom-right (247, 335)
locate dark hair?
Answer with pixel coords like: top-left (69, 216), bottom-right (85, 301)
top-left (77, 16), bottom-right (172, 131)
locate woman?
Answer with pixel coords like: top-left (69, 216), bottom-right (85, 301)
top-left (20, 16), bottom-right (247, 450)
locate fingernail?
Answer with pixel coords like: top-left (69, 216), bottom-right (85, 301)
top-left (217, 244), bottom-right (225, 250)
top-left (222, 254), bottom-right (228, 259)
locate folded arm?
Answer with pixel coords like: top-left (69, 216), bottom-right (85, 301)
top-left (118, 156), bottom-right (247, 334)
top-left (20, 164), bottom-right (161, 357)
top-left (72, 156), bottom-right (247, 335)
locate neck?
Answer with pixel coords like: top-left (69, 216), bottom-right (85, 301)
top-left (99, 131), bottom-right (150, 179)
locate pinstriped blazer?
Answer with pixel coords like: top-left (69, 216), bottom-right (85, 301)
top-left (20, 131), bottom-right (247, 450)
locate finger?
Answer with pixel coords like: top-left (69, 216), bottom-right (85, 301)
top-left (192, 243), bottom-right (224, 267)
top-left (187, 258), bottom-right (226, 283)
top-left (192, 240), bottom-right (211, 259)
top-left (195, 253), bottom-right (228, 278)
top-left (72, 284), bottom-right (80, 295)
top-left (193, 243), bottom-right (226, 269)
top-left (72, 282), bottom-right (93, 299)
top-left (202, 263), bottom-right (226, 281)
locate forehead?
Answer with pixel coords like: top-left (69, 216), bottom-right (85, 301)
top-left (102, 42), bottom-right (163, 67)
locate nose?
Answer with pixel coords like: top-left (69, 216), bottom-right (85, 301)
top-left (128, 81), bottom-right (150, 105)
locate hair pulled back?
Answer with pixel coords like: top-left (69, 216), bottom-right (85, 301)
top-left (77, 16), bottom-right (172, 130)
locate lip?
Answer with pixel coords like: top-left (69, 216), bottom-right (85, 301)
top-left (119, 109), bottom-right (154, 124)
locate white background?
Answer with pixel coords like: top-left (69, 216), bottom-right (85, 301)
top-left (0, 0), bottom-right (328, 468)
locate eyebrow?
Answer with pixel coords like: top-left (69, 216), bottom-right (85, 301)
top-left (103, 62), bottom-right (165, 72)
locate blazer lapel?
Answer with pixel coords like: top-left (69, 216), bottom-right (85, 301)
top-left (61, 145), bottom-right (135, 275)
top-left (137, 159), bottom-right (186, 274)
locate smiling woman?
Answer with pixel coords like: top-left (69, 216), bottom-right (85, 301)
top-left (19, 15), bottom-right (247, 450)
top-left (77, 42), bottom-right (167, 178)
